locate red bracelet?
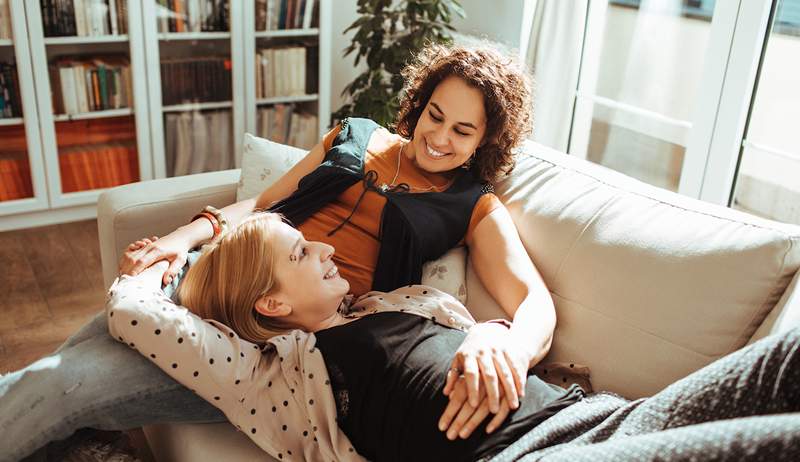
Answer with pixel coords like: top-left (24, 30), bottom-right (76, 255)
top-left (192, 211), bottom-right (221, 237)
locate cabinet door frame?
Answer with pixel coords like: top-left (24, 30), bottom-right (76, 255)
top-left (0, 0), bottom-right (49, 216)
top-left (24, 0), bottom-right (153, 209)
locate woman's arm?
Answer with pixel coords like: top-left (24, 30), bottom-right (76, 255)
top-left (447, 204), bottom-right (556, 412)
top-left (118, 140), bottom-right (328, 284)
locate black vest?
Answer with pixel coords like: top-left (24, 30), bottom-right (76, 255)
top-left (269, 118), bottom-right (488, 292)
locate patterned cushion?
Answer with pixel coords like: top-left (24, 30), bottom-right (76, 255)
top-left (236, 133), bottom-right (306, 201)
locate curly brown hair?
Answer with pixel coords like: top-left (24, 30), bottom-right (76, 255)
top-left (394, 42), bottom-right (533, 182)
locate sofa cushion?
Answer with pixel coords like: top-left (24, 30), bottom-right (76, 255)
top-left (236, 133), bottom-right (307, 202)
top-left (235, 133), bottom-right (469, 303)
top-left (465, 140), bottom-right (800, 399)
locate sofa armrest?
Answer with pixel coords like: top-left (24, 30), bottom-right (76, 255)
top-left (748, 268), bottom-right (800, 345)
top-left (97, 169), bottom-right (241, 289)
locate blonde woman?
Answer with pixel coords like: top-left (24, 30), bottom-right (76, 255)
top-left (106, 213), bottom-right (800, 461)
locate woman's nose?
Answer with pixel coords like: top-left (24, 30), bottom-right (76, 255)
top-left (430, 125), bottom-right (449, 147)
top-left (317, 242), bottom-right (335, 260)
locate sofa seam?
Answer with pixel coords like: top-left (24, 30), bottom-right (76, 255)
top-left (549, 291), bottom-right (718, 361)
top-left (552, 192), bottom-right (620, 282)
top-left (518, 153), bottom-right (800, 238)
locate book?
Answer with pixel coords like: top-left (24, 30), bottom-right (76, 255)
top-left (0, 0), bottom-right (12, 39)
top-left (74, 0), bottom-right (87, 36)
top-left (108, 0), bottom-right (118, 35)
top-left (302, 0), bottom-right (314, 29)
top-left (255, 0), bottom-right (267, 31)
top-left (59, 66), bottom-right (78, 114)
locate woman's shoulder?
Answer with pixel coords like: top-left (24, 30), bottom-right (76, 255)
top-left (367, 127), bottom-right (404, 156)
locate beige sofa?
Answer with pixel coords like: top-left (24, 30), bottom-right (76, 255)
top-left (97, 140), bottom-right (800, 461)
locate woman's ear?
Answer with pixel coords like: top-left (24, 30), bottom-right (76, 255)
top-left (254, 294), bottom-right (292, 319)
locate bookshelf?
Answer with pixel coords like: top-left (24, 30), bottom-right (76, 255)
top-left (244, 0), bottom-right (330, 151)
top-left (25, 0), bottom-right (151, 212)
top-left (0, 0), bottom-right (331, 230)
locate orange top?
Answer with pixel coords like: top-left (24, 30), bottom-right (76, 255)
top-left (297, 125), bottom-right (503, 297)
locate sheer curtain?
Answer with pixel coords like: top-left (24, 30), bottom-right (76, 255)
top-left (524, 0), bottom-right (588, 152)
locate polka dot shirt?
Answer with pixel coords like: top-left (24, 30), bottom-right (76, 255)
top-left (107, 276), bottom-right (477, 461)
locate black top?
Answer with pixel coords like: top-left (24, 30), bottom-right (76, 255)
top-left (314, 312), bottom-right (584, 461)
top-left (269, 118), bottom-right (491, 292)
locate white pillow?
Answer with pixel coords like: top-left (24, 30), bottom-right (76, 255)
top-left (422, 247), bottom-right (468, 305)
top-left (236, 133), bottom-right (470, 304)
top-left (236, 133), bottom-right (306, 201)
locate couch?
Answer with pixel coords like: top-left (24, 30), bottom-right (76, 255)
top-left (97, 139), bottom-right (800, 461)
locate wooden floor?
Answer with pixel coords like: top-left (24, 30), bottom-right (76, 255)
top-left (0, 219), bottom-right (107, 373)
top-left (0, 218), bottom-right (157, 461)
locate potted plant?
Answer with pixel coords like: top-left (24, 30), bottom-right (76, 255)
top-left (332, 0), bottom-right (466, 127)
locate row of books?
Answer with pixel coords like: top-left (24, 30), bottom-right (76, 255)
top-left (40, 0), bottom-right (128, 37)
top-left (256, 47), bottom-right (307, 99)
top-left (255, 0), bottom-right (317, 31)
top-left (49, 56), bottom-right (133, 115)
top-left (0, 0), bottom-right (11, 40)
top-left (160, 57), bottom-right (232, 106)
top-left (156, 0), bottom-right (229, 33)
top-left (58, 141), bottom-right (139, 192)
top-left (0, 154), bottom-right (34, 201)
top-left (165, 109), bottom-right (234, 177)
top-left (256, 104), bottom-right (318, 150)
top-left (1, 62), bottom-right (22, 118)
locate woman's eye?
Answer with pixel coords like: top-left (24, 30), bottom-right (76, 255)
top-left (454, 130), bottom-right (468, 137)
top-left (429, 111), bottom-right (443, 122)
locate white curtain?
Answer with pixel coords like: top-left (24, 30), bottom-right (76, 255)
top-left (525, 0), bottom-right (588, 152)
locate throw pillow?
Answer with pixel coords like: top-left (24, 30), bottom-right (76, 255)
top-left (236, 133), bottom-right (306, 201)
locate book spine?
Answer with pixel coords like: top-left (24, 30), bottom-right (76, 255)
top-left (108, 0), bottom-right (118, 34)
top-left (302, 0), bottom-right (313, 29)
top-left (58, 150), bottom-right (74, 192)
top-left (91, 69), bottom-right (100, 111)
top-left (278, 0), bottom-right (286, 29)
top-left (97, 64), bottom-right (107, 110)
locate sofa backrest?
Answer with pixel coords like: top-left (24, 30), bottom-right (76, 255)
top-left (464, 140), bottom-right (800, 399)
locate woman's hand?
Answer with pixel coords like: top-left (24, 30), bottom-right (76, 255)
top-left (438, 374), bottom-right (511, 440)
top-left (443, 322), bottom-right (531, 414)
top-left (118, 232), bottom-right (192, 286)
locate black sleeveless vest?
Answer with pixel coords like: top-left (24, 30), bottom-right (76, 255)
top-left (268, 118), bottom-right (489, 292)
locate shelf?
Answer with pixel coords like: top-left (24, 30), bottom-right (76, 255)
top-left (0, 117), bottom-right (24, 126)
top-left (162, 101), bottom-right (233, 113)
top-left (53, 108), bottom-right (134, 122)
top-left (0, 39), bottom-right (13, 47)
top-left (256, 94), bottom-right (319, 105)
top-left (44, 35), bottom-right (129, 45)
top-left (255, 28), bottom-right (319, 39)
top-left (158, 32), bottom-right (231, 41)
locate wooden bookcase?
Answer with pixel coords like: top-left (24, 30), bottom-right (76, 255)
top-left (0, 0), bottom-right (331, 231)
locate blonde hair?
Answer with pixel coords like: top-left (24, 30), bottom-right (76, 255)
top-left (177, 212), bottom-right (292, 345)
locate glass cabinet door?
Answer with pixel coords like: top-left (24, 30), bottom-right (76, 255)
top-left (0, 0), bottom-right (48, 216)
top-left (143, 0), bottom-right (238, 178)
top-left (26, 0), bottom-right (150, 208)
top-left (245, 0), bottom-right (322, 151)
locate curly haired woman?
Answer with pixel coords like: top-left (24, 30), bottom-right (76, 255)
top-left (1, 43), bottom-right (551, 461)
